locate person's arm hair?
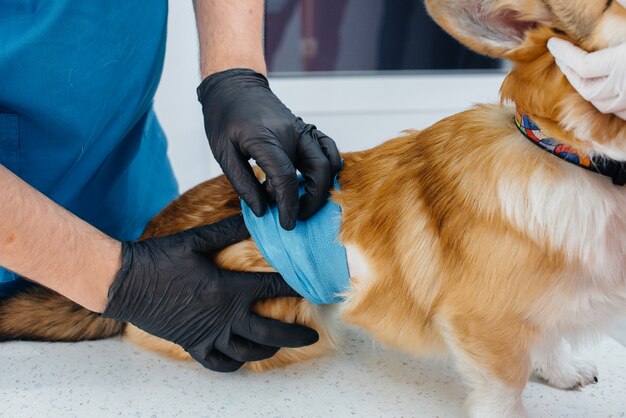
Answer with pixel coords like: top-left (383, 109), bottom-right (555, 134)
top-left (0, 165), bottom-right (120, 312)
top-left (193, 0), bottom-right (267, 78)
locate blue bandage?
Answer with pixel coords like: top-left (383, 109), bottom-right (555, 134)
top-left (241, 178), bottom-right (350, 305)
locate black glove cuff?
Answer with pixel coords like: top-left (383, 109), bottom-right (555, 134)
top-left (100, 241), bottom-right (136, 322)
top-left (196, 68), bottom-right (270, 104)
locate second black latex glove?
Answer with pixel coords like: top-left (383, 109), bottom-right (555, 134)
top-left (102, 215), bottom-right (318, 372)
top-left (197, 68), bottom-right (342, 230)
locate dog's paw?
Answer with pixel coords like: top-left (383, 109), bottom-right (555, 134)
top-left (534, 357), bottom-right (598, 390)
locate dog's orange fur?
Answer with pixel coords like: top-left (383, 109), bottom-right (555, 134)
top-left (2, 0), bottom-right (625, 415)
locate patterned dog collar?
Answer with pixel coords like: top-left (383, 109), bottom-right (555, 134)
top-left (514, 109), bottom-right (626, 186)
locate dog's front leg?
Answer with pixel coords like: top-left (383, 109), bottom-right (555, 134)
top-left (531, 337), bottom-right (598, 390)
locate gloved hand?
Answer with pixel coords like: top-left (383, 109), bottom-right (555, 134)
top-left (102, 215), bottom-right (318, 372)
top-left (548, 37), bottom-right (626, 120)
top-left (197, 69), bottom-right (342, 231)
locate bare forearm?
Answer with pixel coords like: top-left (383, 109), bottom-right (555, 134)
top-left (193, 0), bottom-right (267, 78)
top-left (0, 165), bottom-right (120, 312)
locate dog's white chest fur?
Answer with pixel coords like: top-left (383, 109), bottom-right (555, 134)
top-left (498, 155), bottom-right (626, 334)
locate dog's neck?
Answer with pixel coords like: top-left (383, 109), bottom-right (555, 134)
top-left (501, 29), bottom-right (626, 161)
top-left (515, 109), bottom-right (626, 186)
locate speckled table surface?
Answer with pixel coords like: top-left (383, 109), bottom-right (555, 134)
top-left (1, 329), bottom-right (624, 418)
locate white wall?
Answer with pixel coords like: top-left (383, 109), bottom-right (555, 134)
top-left (154, 1), bottom-right (506, 192)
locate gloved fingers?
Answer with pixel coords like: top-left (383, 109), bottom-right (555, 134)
top-left (316, 132), bottom-right (343, 177)
top-left (187, 215), bottom-right (251, 252)
top-left (294, 118), bottom-right (342, 176)
top-left (253, 152), bottom-right (298, 230)
top-left (249, 271), bottom-right (303, 299)
top-left (296, 132), bottom-right (333, 221)
top-left (245, 134), bottom-right (301, 230)
top-left (218, 335), bottom-right (280, 362)
top-left (242, 314), bottom-right (319, 348)
top-left (203, 349), bottom-right (245, 373)
top-left (220, 152), bottom-right (267, 217)
top-left (548, 38), bottom-right (613, 79)
top-left (267, 173), bottom-right (300, 231)
top-left (556, 59), bottom-right (614, 102)
top-left (188, 346), bottom-right (244, 372)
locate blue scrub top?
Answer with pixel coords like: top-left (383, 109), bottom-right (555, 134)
top-left (0, 1), bottom-right (179, 282)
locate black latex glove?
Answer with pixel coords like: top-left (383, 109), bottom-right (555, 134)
top-left (102, 215), bottom-right (318, 372)
top-left (197, 68), bottom-right (342, 231)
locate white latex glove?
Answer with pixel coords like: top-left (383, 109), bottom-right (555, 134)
top-left (548, 37), bottom-right (626, 120)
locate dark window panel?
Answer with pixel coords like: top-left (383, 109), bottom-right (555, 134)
top-left (265, 0), bottom-right (501, 74)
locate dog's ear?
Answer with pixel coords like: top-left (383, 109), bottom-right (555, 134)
top-left (425, 0), bottom-right (553, 58)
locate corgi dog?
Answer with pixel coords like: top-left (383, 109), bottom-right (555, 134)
top-left (2, 0), bottom-right (626, 416)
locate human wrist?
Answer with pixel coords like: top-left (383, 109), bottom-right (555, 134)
top-left (200, 56), bottom-right (267, 80)
top-left (101, 240), bottom-right (136, 319)
top-left (86, 237), bottom-right (122, 313)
